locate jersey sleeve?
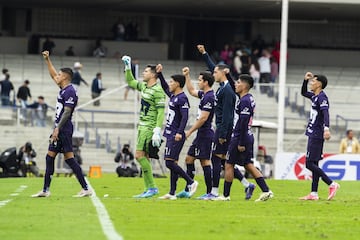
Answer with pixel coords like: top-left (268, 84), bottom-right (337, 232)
top-left (177, 97), bottom-right (189, 134)
top-left (201, 93), bottom-right (215, 113)
top-left (154, 87), bottom-right (166, 128)
top-left (237, 98), bottom-right (252, 146)
top-left (63, 90), bottom-right (77, 109)
top-left (125, 69), bottom-right (142, 91)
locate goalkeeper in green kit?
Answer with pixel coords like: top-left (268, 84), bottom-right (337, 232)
top-left (122, 55), bottom-right (166, 198)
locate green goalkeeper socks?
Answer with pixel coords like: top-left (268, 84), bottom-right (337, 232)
top-left (138, 157), bottom-right (156, 189)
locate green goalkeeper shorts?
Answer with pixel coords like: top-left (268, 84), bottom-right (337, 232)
top-left (136, 128), bottom-right (153, 153)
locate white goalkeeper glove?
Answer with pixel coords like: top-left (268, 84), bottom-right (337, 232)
top-left (152, 127), bottom-right (162, 147)
top-left (121, 55), bottom-right (132, 70)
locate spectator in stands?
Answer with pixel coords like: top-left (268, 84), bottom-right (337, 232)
top-left (91, 72), bottom-right (106, 106)
top-left (71, 62), bottom-right (88, 91)
top-left (17, 142), bottom-right (41, 177)
top-left (93, 39), bottom-right (107, 58)
top-left (249, 61), bottom-right (260, 91)
top-left (240, 49), bottom-right (251, 74)
top-left (42, 37), bottom-right (56, 55)
top-left (65, 46), bottom-right (75, 56)
top-left (27, 96), bottom-right (48, 127)
top-left (220, 44), bottom-right (233, 65)
top-left (232, 50), bottom-right (242, 79)
top-left (0, 72), bottom-right (14, 106)
top-left (111, 19), bottom-right (125, 41)
top-left (339, 129), bottom-right (360, 153)
top-left (1, 68), bottom-right (8, 80)
top-left (258, 49), bottom-right (271, 94)
top-left (125, 21), bottom-right (139, 41)
top-left (17, 80), bottom-right (32, 120)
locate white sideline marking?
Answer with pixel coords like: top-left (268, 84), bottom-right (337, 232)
top-left (0, 199), bottom-right (12, 208)
top-left (85, 178), bottom-right (123, 240)
top-left (0, 185), bottom-right (28, 208)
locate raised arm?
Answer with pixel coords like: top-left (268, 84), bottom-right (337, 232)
top-left (182, 67), bottom-right (198, 98)
top-left (158, 73), bottom-right (170, 97)
top-left (197, 45), bottom-right (216, 73)
top-left (122, 55), bottom-right (139, 90)
top-left (42, 51), bottom-right (58, 85)
top-left (301, 72), bottom-right (314, 99)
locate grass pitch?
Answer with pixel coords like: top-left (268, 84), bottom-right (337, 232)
top-left (0, 174), bottom-right (359, 240)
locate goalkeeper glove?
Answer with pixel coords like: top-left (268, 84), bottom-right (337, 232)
top-left (121, 55), bottom-right (132, 70)
top-left (152, 127), bottom-right (162, 147)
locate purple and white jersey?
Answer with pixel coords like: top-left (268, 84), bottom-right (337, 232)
top-left (54, 84), bottom-right (78, 133)
top-left (305, 91), bottom-right (329, 139)
top-left (232, 93), bottom-right (255, 145)
top-left (197, 90), bottom-right (215, 134)
top-left (164, 92), bottom-right (189, 138)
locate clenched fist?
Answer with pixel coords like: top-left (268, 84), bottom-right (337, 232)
top-left (197, 45), bottom-right (206, 54)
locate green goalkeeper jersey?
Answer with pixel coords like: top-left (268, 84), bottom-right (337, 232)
top-left (125, 69), bottom-right (165, 130)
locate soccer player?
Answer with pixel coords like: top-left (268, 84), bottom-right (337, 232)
top-left (32, 51), bottom-right (91, 198)
top-left (197, 45), bottom-right (255, 200)
top-left (175, 67), bottom-right (215, 199)
top-left (213, 74), bottom-right (273, 201)
top-left (299, 72), bottom-right (340, 201)
top-left (156, 65), bottom-right (198, 200)
top-left (122, 55), bottom-right (166, 198)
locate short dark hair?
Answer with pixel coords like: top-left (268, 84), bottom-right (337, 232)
top-left (314, 74), bottom-right (327, 89)
top-left (171, 74), bottom-right (186, 88)
top-left (239, 74), bottom-right (254, 89)
top-left (96, 72), bottom-right (102, 77)
top-left (38, 96), bottom-right (44, 100)
top-left (215, 63), bottom-right (229, 71)
top-left (200, 71), bottom-right (215, 87)
top-left (60, 67), bottom-right (74, 80)
top-left (146, 64), bottom-right (158, 78)
top-left (2, 68), bottom-right (8, 74)
top-left (346, 129), bottom-right (353, 135)
top-left (24, 79), bottom-right (30, 84)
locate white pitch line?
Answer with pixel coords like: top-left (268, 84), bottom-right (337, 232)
top-left (0, 185), bottom-right (28, 208)
top-left (85, 178), bottom-right (123, 240)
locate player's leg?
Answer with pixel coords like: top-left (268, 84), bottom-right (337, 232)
top-left (31, 149), bottom-right (57, 197)
top-left (134, 129), bottom-right (158, 197)
top-left (241, 142), bottom-right (273, 202)
top-left (176, 155), bottom-right (195, 198)
top-left (200, 159), bottom-right (212, 195)
top-left (163, 137), bottom-right (198, 197)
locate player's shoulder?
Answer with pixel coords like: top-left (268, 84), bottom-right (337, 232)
top-left (153, 83), bottom-right (166, 95)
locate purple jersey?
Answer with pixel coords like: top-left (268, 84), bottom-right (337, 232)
top-left (232, 93), bottom-right (255, 145)
top-left (197, 90), bottom-right (215, 134)
top-left (54, 84), bottom-right (78, 133)
top-left (302, 81), bottom-right (330, 139)
top-left (164, 92), bottom-right (189, 138)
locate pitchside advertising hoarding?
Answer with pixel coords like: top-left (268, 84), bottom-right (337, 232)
top-left (275, 153), bottom-right (360, 180)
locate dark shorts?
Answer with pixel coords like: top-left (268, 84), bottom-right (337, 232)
top-left (187, 130), bottom-right (214, 160)
top-left (212, 129), bottom-right (232, 155)
top-left (164, 135), bottom-right (186, 161)
top-left (306, 137), bottom-right (324, 162)
top-left (226, 137), bottom-right (254, 166)
top-left (48, 131), bottom-right (73, 153)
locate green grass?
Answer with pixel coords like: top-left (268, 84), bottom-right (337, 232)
top-left (1, 174), bottom-right (359, 240)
